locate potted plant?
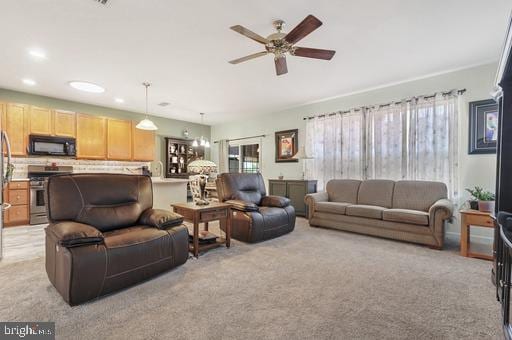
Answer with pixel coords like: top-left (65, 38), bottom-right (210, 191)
top-left (465, 186), bottom-right (496, 212)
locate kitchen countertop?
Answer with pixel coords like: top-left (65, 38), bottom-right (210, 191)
top-left (11, 178), bottom-right (29, 181)
top-left (151, 177), bottom-right (189, 184)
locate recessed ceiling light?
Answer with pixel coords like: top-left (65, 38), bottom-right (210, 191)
top-left (22, 78), bottom-right (36, 86)
top-left (68, 81), bottom-right (105, 93)
top-left (28, 49), bottom-right (47, 60)
top-left (114, 98), bottom-right (124, 103)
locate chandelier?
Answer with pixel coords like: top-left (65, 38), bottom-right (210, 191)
top-left (192, 112), bottom-right (210, 148)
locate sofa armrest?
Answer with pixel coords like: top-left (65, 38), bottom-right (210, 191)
top-left (225, 200), bottom-right (259, 212)
top-left (304, 192), bottom-right (328, 205)
top-left (139, 209), bottom-right (184, 229)
top-left (304, 192), bottom-right (329, 220)
top-left (428, 199), bottom-right (454, 248)
top-left (46, 221), bottom-right (104, 248)
top-left (261, 195), bottom-right (290, 208)
top-left (429, 199), bottom-right (454, 220)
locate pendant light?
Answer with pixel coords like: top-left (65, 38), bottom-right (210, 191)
top-left (136, 82), bottom-right (158, 131)
top-left (192, 113), bottom-right (210, 148)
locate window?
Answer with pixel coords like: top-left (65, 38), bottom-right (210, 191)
top-left (228, 143), bottom-right (261, 174)
top-left (305, 92), bottom-right (460, 198)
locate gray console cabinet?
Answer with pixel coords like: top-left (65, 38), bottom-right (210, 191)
top-left (268, 180), bottom-right (317, 217)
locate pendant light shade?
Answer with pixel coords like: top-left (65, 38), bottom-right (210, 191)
top-left (136, 82), bottom-right (158, 131)
top-left (136, 118), bottom-right (158, 131)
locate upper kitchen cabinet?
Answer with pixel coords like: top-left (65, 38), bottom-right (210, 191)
top-left (132, 125), bottom-right (155, 161)
top-left (3, 103), bottom-right (28, 156)
top-left (53, 110), bottom-right (76, 137)
top-left (107, 118), bottom-right (132, 160)
top-left (28, 106), bottom-right (52, 136)
top-left (76, 113), bottom-right (107, 159)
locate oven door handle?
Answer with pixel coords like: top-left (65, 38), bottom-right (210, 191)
top-left (30, 186), bottom-right (45, 190)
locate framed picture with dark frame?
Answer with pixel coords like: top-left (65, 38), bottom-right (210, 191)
top-left (275, 129), bottom-right (298, 162)
top-left (469, 99), bottom-right (498, 154)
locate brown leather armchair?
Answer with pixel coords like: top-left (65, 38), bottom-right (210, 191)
top-left (45, 174), bottom-right (189, 305)
top-left (216, 173), bottom-right (295, 243)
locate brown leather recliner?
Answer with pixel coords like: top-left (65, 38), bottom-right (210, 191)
top-left (216, 173), bottom-right (295, 243)
top-left (45, 174), bottom-right (189, 306)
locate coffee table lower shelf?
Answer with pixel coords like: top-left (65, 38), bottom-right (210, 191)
top-left (189, 237), bottom-right (227, 254)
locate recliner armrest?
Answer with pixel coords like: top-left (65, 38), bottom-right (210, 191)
top-left (225, 200), bottom-right (259, 212)
top-left (429, 199), bottom-right (454, 220)
top-left (139, 209), bottom-right (184, 229)
top-left (46, 221), bottom-right (104, 248)
top-left (261, 195), bottom-right (290, 208)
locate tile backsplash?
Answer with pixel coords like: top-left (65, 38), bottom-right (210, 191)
top-left (11, 157), bottom-right (149, 179)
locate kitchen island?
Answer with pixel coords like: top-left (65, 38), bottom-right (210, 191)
top-left (151, 177), bottom-right (189, 210)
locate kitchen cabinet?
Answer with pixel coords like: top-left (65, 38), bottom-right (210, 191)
top-left (28, 106), bottom-right (52, 136)
top-left (53, 110), bottom-right (76, 137)
top-left (107, 118), bottom-right (132, 160)
top-left (76, 113), bottom-right (107, 159)
top-left (3, 103), bottom-right (28, 156)
top-left (132, 125), bottom-right (155, 161)
top-left (268, 179), bottom-right (317, 217)
top-left (4, 180), bottom-right (29, 227)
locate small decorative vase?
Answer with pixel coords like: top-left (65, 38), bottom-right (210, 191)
top-left (469, 200), bottom-right (479, 210)
top-left (478, 200), bottom-right (495, 213)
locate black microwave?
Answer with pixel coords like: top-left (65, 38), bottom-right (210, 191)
top-left (28, 135), bottom-right (76, 157)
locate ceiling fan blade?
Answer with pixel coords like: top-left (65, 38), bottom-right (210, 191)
top-left (284, 15), bottom-right (323, 45)
top-left (293, 47), bottom-right (336, 60)
top-left (230, 25), bottom-right (270, 44)
top-left (275, 57), bottom-right (288, 76)
top-left (229, 51), bottom-right (268, 64)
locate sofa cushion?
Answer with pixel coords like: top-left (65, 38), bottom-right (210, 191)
top-left (383, 209), bottom-right (429, 226)
top-left (326, 179), bottom-right (361, 204)
top-left (315, 202), bottom-right (351, 214)
top-left (346, 205), bottom-right (386, 219)
top-left (357, 180), bottom-right (395, 208)
top-left (392, 181), bottom-right (447, 212)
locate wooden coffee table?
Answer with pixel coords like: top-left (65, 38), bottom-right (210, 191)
top-left (171, 201), bottom-right (232, 257)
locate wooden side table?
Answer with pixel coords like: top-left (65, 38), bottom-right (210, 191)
top-left (460, 209), bottom-right (495, 261)
top-left (171, 202), bottom-right (232, 258)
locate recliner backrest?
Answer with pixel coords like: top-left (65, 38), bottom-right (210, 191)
top-left (216, 173), bottom-right (266, 205)
top-left (47, 174), bottom-right (153, 232)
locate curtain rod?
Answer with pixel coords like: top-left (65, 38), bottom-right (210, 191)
top-left (302, 88), bottom-right (466, 120)
top-left (213, 134), bottom-right (266, 144)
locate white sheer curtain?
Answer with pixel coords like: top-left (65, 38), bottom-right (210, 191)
top-left (305, 109), bottom-right (364, 190)
top-left (366, 103), bottom-right (407, 180)
top-left (408, 93), bottom-right (459, 198)
top-left (304, 91), bottom-right (460, 198)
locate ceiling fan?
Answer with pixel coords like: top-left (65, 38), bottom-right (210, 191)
top-left (229, 15), bottom-right (336, 76)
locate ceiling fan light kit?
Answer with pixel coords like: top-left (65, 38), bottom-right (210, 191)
top-left (229, 15), bottom-right (336, 76)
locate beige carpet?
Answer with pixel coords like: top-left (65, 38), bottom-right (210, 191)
top-left (0, 218), bottom-right (501, 339)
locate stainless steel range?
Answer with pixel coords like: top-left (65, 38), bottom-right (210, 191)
top-left (28, 165), bottom-right (73, 225)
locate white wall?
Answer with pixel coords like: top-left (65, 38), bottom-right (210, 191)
top-left (211, 62), bottom-right (498, 240)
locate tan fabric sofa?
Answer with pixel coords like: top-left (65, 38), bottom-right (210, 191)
top-left (304, 179), bottom-right (453, 248)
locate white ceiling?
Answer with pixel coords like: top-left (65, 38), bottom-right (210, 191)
top-left (0, 0), bottom-right (510, 125)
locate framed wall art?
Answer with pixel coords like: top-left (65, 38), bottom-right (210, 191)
top-left (275, 129), bottom-right (298, 162)
top-left (468, 99), bottom-right (498, 154)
